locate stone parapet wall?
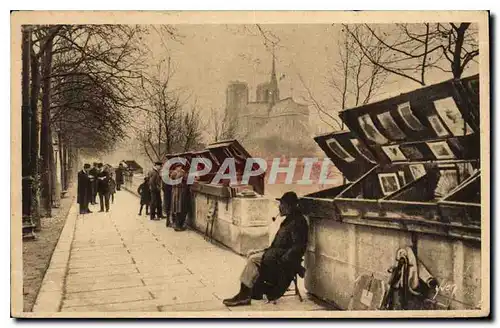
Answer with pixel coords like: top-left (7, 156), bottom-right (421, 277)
top-left (305, 218), bottom-right (482, 310)
top-left (190, 191), bottom-right (276, 256)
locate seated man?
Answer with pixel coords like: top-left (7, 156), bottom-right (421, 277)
top-left (223, 191), bottom-right (308, 307)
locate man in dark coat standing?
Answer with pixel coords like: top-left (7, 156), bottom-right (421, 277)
top-left (222, 191), bottom-right (308, 306)
top-left (77, 163), bottom-right (92, 214)
top-left (162, 181), bottom-right (172, 226)
top-left (148, 161), bottom-right (164, 220)
top-left (89, 162), bottom-right (99, 204)
top-left (115, 162), bottom-right (125, 191)
top-left (97, 163), bottom-right (111, 212)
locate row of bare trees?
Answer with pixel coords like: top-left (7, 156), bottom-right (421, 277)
top-left (22, 24), bottom-right (152, 234)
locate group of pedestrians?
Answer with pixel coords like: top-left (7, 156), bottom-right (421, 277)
top-left (77, 162), bottom-right (125, 214)
top-left (137, 161), bottom-right (191, 232)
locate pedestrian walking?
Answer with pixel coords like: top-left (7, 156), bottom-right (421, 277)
top-left (115, 162), bottom-right (125, 191)
top-left (163, 181), bottom-right (173, 227)
top-left (97, 163), bottom-right (111, 212)
top-left (137, 177), bottom-right (151, 216)
top-left (77, 163), bottom-right (93, 214)
top-left (171, 164), bottom-right (189, 231)
top-left (109, 171), bottom-right (117, 204)
top-left (148, 161), bottom-right (164, 220)
top-left (89, 162), bottom-right (99, 204)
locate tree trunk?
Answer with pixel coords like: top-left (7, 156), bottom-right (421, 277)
top-left (22, 27), bottom-right (32, 221)
top-left (50, 131), bottom-right (60, 208)
top-left (59, 133), bottom-right (66, 191)
top-left (30, 44), bottom-right (42, 226)
top-left (40, 36), bottom-right (54, 217)
top-left (452, 24), bottom-right (468, 79)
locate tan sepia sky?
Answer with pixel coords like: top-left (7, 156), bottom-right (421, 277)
top-left (142, 23), bottom-right (479, 137)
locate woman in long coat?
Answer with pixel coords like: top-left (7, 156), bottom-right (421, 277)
top-left (170, 165), bottom-right (189, 231)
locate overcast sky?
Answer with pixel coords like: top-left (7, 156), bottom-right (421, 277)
top-left (142, 24), bottom-right (479, 137)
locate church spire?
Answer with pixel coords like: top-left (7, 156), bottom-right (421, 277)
top-left (268, 46), bottom-right (279, 107)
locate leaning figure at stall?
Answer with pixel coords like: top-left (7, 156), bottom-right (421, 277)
top-left (222, 191), bottom-right (308, 307)
top-left (170, 164), bottom-right (189, 231)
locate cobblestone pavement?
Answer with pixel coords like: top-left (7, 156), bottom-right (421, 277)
top-left (33, 189), bottom-right (327, 314)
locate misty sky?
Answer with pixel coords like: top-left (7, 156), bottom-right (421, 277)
top-left (142, 24), bottom-right (479, 137)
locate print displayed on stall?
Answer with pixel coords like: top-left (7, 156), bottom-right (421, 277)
top-left (427, 141), bottom-right (456, 160)
top-left (326, 137), bottom-right (355, 162)
top-left (350, 139), bottom-right (377, 163)
top-left (377, 111), bottom-right (406, 140)
top-left (382, 145), bottom-right (407, 162)
top-left (358, 114), bottom-right (389, 145)
top-left (435, 167), bottom-right (460, 198)
top-left (427, 115), bottom-right (450, 137)
top-left (378, 173), bottom-right (401, 196)
top-left (397, 102), bottom-right (426, 131)
top-left (433, 97), bottom-right (473, 136)
top-left (399, 145), bottom-right (424, 160)
top-left (397, 171), bottom-right (407, 186)
top-left (409, 164), bottom-right (427, 180)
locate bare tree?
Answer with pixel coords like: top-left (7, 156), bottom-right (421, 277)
top-left (208, 107), bottom-right (241, 142)
top-left (138, 57), bottom-right (204, 162)
top-left (345, 23), bottom-right (479, 86)
top-left (298, 26), bottom-right (388, 132)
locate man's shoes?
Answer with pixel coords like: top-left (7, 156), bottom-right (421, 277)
top-left (222, 284), bottom-right (252, 307)
top-left (222, 293), bottom-right (251, 307)
top-left (99, 210), bottom-right (104, 212)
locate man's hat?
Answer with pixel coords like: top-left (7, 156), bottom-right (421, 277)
top-left (276, 191), bottom-right (299, 205)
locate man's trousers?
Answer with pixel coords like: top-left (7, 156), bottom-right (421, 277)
top-left (150, 190), bottom-right (162, 219)
top-left (240, 251), bottom-right (265, 288)
top-left (99, 192), bottom-right (110, 212)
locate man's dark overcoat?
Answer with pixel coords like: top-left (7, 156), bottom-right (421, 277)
top-left (77, 170), bottom-right (92, 205)
top-left (252, 209), bottom-right (309, 301)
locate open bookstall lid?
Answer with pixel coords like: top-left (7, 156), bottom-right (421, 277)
top-left (205, 139), bottom-right (252, 172)
top-left (313, 130), bottom-right (377, 182)
top-left (338, 75), bottom-right (480, 165)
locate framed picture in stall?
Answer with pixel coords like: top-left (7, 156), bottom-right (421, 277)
top-left (433, 97), bottom-right (473, 136)
top-left (378, 173), bottom-right (401, 196)
top-left (427, 141), bottom-right (456, 160)
top-left (409, 164), bottom-right (426, 180)
top-left (427, 114), bottom-right (450, 137)
top-left (382, 145), bottom-right (407, 162)
top-left (326, 137), bottom-right (355, 162)
top-left (397, 102), bottom-right (425, 131)
top-left (397, 171), bottom-right (407, 185)
top-left (351, 139), bottom-right (377, 163)
top-left (358, 114), bottom-right (389, 145)
top-left (435, 166), bottom-right (460, 198)
top-left (377, 111), bottom-right (406, 140)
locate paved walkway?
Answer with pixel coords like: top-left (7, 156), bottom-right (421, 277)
top-left (33, 189), bottom-right (326, 313)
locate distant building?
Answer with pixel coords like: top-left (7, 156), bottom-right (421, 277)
top-left (225, 55), bottom-right (311, 156)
